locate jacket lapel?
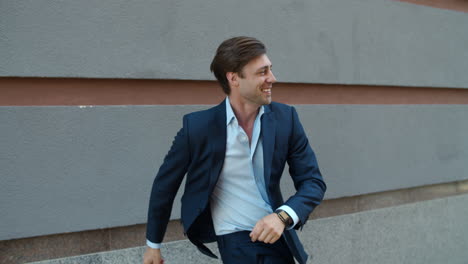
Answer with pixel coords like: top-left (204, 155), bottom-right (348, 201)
top-left (261, 104), bottom-right (276, 200)
top-left (209, 100), bottom-right (227, 188)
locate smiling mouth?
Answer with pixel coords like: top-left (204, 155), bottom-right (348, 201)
top-left (261, 87), bottom-right (272, 94)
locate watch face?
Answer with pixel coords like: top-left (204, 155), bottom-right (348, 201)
top-left (279, 211), bottom-right (292, 225)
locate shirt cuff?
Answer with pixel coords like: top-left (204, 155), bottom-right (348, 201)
top-left (146, 239), bottom-right (161, 249)
top-left (277, 205), bottom-right (299, 230)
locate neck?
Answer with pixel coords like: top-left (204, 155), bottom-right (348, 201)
top-left (228, 96), bottom-right (260, 127)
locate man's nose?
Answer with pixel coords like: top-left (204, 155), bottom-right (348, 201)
top-left (268, 72), bottom-right (277, 83)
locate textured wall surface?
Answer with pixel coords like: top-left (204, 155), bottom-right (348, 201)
top-left (28, 194), bottom-right (468, 264)
top-left (1, 104), bottom-right (467, 240)
top-left (1, 0), bottom-right (468, 87)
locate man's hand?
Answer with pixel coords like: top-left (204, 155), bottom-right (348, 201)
top-left (249, 213), bottom-right (286, 244)
top-left (143, 247), bottom-right (164, 264)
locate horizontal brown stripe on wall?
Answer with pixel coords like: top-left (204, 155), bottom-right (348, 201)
top-left (397, 0), bottom-right (468, 13)
top-left (1, 77), bottom-right (468, 106)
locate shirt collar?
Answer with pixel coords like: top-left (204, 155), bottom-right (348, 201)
top-left (225, 97), bottom-right (264, 126)
top-left (225, 97), bottom-right (235, 126)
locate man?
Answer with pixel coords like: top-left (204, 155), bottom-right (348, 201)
top-left (143, 36), bottom-right (326, 264)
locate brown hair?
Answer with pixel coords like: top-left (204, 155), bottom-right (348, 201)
top-left (210, 36), bottom-right (266, 94)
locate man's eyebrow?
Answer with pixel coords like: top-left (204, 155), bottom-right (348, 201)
top-left (256, 65), bottom-right (272, 71)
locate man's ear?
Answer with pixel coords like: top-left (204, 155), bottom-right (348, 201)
top-left (226, 72), bottom-right (238, 87)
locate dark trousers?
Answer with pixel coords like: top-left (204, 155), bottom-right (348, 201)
top-left (216, 231), bottom-right (295, 264)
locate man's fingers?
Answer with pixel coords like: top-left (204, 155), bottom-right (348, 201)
top-left (143, 247), bottom-right (162, 264)
top-left (251, 213), bottom-right (285, 243)
top-left (259, 226), bottom-right (281, 244)
top-left (263, 232), bottom-right (279, 244)
top-left (257, 228), bottom-right (269, 242)
top-left (250, 225), bottom-right (261, 242)
top-left (262, 233), bottom-right (273, 244)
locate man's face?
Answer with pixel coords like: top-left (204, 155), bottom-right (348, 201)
top-left (235, 54), bottom-right (276, 107)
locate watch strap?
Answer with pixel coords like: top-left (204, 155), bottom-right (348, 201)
top-left (275, 209), bottom-right (293, 226)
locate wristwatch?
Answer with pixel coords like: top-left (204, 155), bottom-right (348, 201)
top-left (275, 209), bottom-right (293, 227)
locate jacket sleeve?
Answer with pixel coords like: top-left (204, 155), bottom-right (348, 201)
top-left (284, 107), bottom-right (326, 228)
top-left (146, 115), bottom-right (191, 243)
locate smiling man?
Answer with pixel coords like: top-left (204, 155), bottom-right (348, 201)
top-left (143, 36), bottom-right (326, 264)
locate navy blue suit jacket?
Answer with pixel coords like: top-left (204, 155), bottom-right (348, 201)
top-left (146, 100), bottom-right (326, 264)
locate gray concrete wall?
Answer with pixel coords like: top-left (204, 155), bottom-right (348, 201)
top-left (1, 0), bottom-right (468, 88)
top-left (28, 194), bottom-right (468, 264)
top-left (1, 104), bottom-right (467, 240)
